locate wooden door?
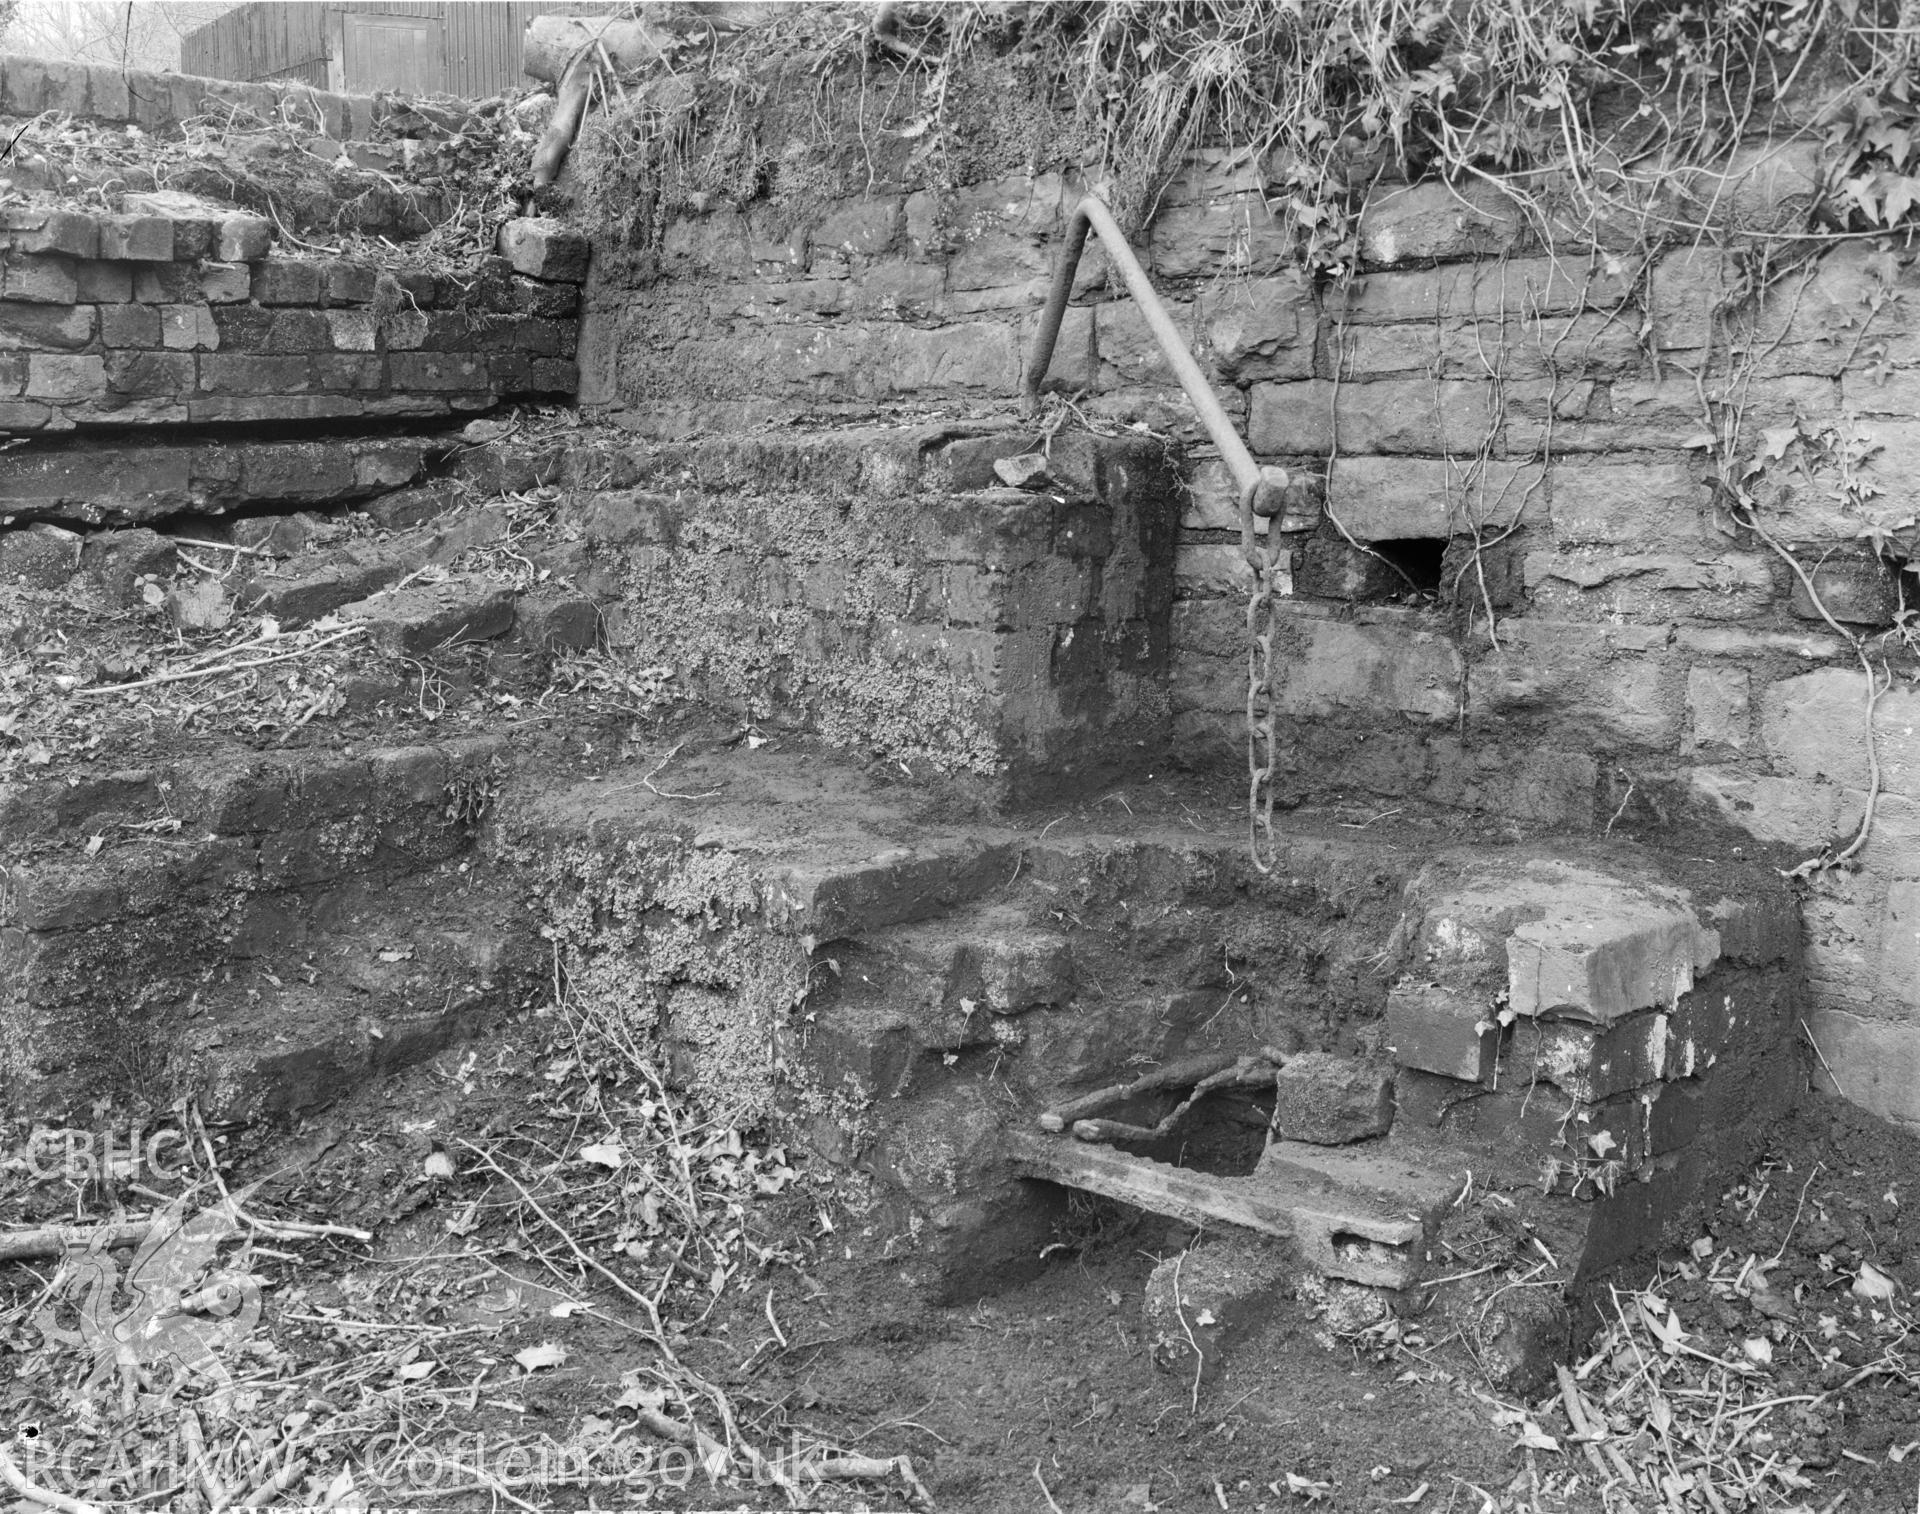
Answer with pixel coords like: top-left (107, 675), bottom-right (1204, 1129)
top-left (341, 12), bottom-right (446, 95)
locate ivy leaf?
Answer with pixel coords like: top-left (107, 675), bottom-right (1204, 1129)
top-left (1761, 425), bottom-right (1801, 461)
top-left (1883, 175), bottom-right (1920, 226)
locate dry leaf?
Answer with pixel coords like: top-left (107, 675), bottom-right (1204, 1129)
top-left (514, 1342), bottom-right (567, 1372)
top-left (397, 1361), bottom-right (435, 1381)
top-left (1852, 1261), bottom-right (1898, 1301)
top-left (1741, 1336), bottom-right (1773, 1365)
top-left (578, 1141), bottom-right (626, 1170)
top-left (423, 1151), bottom-right (456, 1180)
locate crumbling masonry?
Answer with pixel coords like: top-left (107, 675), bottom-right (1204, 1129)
top-left (0, 34), bottom-right (1911, 1383)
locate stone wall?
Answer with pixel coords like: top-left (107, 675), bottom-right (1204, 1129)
top-left (546, 425), bottom-right (1179, 801)
top-left (580, 144), bottom-right (1920, 1129)
top-left (1, 200), bottom-right (580, 435)
top-left (0, 52), bottom-right (373, 138)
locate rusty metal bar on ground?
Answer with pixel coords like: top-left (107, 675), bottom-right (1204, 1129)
top-left (1021, 193), bottom-right (1288, 523)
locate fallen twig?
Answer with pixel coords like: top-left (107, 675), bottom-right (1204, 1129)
top-left (0, 1444), bottom-right (102, 1514)
top-left (75, 626), bottom-right (369, 697)
top-left (0, 1216), bottom-right (163, 1263)
top-left (806, 1452), bottom-right (934, 1507)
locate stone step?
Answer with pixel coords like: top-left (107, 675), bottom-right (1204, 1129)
top-left (234, 505), bottom-right (518, 627)
top-left (1006, 1127), bottom-right (1460, 1289)
top-left (183, 872), bottom-right (533, 1123)
top-left (336, 577), bottom-right (516, 655)
top-left (0, 434), bottom-right (441, 529)
top-left (0, 733), bottom-right (505, 846)
top-left (508, 748), bottom-right (1027, 949)
top-left (7, 845), bottom-right (532, 1119)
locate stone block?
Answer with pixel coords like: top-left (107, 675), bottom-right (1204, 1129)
top-left (1807, 1005), bottom-right (1920, 1128)
top-left (510, 589), bottom-right (599, 652)
top-left (238, 439), bottom-right (355, 500)
top-left (106, 350), bottom-right (196, 397)
top-left (1523, 547), bottom-right (1776, 621)
top-left (1357, 179), bottom-right (1528, 267)
top-left (1387, 982), bottom-right (1498, 1082)
top-left (1273, 610), bottom-right (1463, 723)
top-left (1175, 543), bottom-right (1255, 599)
top-left (1508, 899), bottom-right (1716, 1024)
top-left (163, 579), bottom-right (232, 632)
top-left (0, 400), bottom-right (52, 431)
top-left (8, 209), bottom-right (99, 259)
top-left (218, 216), bottom-right (273, 263)
top-left (2, 255), bottom-right (79, 304)
top-left (1763, 670), bottom-right (1920, 799)
top-left (268, 309), bottom-right (331, 352)
top-left (0, 55), bottom-right (46, 115)
top-left (252, 260), bottom-right (325, 305)
top-left (199, 261), bottom-right (252, 302)
top-left (1647, 246), bottom-right (1741, 350)
top-left (575, 490), bottom-right (682, 545)
top-left (197, 354), bottom-right (310, 394)
top-left (171, 218), bottom-right (218, 262)
top-left (132, 263), bottom-right (201, 303)
top-left (1686, 666), bottom-right (1751, 753)
top-left (337, 581), bottom-right (517, 655)
top-left (0, 522), bottom-right (82, 586)
top-left (1787, 550), bottom-right (1900, 627)
top-left (319, 310), bottom-right (374, 353)
top-left (99, 303), bottom-right (160, 347)
top-left (160, 304), bottom-right (219, 351)
top-left (509, 275), bottom-right (578, 317)
top-left (239, 553), bottom-right (411, 626)
top-left (1148, 193), bottom-right (1290, 279)
top-left (25, 353), bottom-right (105, 401)
top-left (1293, 536), bottom-right (1401, 600)
top-left (0, 302), bottom-right (95, 351)
top-left (325, 260), bottom-right (379, 305)
top-left (1331, 255), bottom-right (1634, 326)
top-left (97, 216), bottom-right (173, 262)
top-left (73, 261), bottom-right (132, 302)
top-left (1342, 378), bottom-right (1497, 455)
top-left (357, 486), bottom-right (454, 531)
top-left (1248, 379), bottom-right (1335, 454)
top-left (79, 527), bottom-right (175, 607)
top-left (498, 217), bottom-right (590, 282)
top-left (388, 352), bottom-right (487, 391)
top-left (1330, 456), bottom-right (1542, 541)
top-left (1879, 880), bottom-right (1920, 1013)
top-left (1142, 1235), bottom-right (1293, 1378)
top-left (1203, 272), bottom-right (1317, 383)
top-left (1550, 459), bottom-right (1710, 547)
top-left (1271, 1053), bottom-right (1394, 1144)
top-left (1520, 1011), bottom-right (1667, 1102)
top-left (527, 358), bottom-right (577, 392)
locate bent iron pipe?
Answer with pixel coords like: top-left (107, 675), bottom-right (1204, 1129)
top-left (1020, 194), bottom-right (1288, 543)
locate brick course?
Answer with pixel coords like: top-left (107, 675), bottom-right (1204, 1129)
top-left (0, 218), bottom-right (584, 434)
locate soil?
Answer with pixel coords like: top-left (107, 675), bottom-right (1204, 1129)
top-left (6, 1009), bottom-right (1917, 1514)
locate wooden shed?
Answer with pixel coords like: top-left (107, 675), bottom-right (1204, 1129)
top-left (180, 2), bottom-right (611, 99)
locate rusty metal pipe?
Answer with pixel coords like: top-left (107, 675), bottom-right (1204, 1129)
top-left (1021, 194), bottom-right (1286, 522)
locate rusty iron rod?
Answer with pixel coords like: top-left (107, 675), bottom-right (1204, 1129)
top-left (1022, 194), bottom-right (1282, 522)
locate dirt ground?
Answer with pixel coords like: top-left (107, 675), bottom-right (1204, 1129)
top-left (3, 1004), bottom-right (1918, 1514)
